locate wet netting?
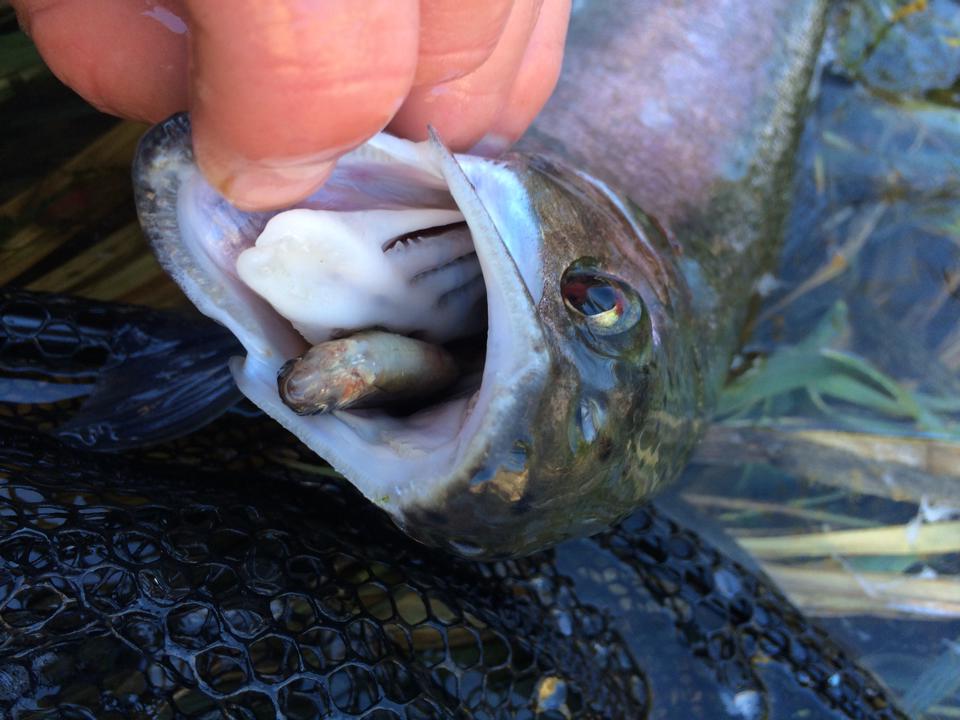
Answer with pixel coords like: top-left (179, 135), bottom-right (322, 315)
top-left (0, 290), bottom-right (908, 719)
top-left (0, 431), bottom-right (643, 719)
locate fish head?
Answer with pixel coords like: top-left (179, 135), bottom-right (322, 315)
top-left (134, 115), bottom-right (704, 558)
top-left (429, 147), bottom-right (703, 555)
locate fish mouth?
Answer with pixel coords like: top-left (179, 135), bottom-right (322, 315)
top-left (134, 115), bottom-right (549, 514)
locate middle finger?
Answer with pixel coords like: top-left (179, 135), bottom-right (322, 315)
top-left (389, 0), bottom-right (543, 151)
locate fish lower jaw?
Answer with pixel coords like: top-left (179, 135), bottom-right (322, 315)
top-left (232, 326), bottom-right (545, 513)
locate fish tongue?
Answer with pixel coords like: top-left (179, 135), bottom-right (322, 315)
top-left (235, 207), bottom-right (465, 345)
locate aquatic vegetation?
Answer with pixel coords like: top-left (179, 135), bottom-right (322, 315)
top-left (681, 3), bottom-right (960, 715)
top-left (834, 0), bottom-right (960, 104)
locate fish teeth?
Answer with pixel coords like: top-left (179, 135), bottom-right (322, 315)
top-left (383, 223), bottom-right (475, 280)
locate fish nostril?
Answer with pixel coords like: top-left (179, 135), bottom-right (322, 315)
top-left (576, 396), bottom-right (606, 444)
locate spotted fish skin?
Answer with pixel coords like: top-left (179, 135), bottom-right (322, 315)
top-left (0, 294), bottom-right (907, 718)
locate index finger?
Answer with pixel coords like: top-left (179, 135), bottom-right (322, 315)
top-left (12, 0), bottom-right (190, 123)
top-left (185, 0), bottom-right (420, 211)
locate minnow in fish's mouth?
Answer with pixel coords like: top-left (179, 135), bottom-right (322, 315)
top-left (135, 114), bottom-right (693, 557)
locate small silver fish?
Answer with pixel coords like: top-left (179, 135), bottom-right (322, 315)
top-left (278, 331), bottom-right (459, 416)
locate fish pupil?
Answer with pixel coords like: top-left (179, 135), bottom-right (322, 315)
top-left (563, 276), bottom-right (623, 316)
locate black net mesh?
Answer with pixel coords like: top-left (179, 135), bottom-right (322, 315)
top-left (0, 290), bottom-right (908, 719)
top-left (0, 432), bottom-right (643, 719)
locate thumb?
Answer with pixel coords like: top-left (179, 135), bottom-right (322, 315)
top-left (184, 0), bottom-right (420, 211)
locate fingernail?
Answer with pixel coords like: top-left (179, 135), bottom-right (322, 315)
top-left (468, 132), bottom-right (512, 158)
top-left (208, 158), bottom-right (336, 212)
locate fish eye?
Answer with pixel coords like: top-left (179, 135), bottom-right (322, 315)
top-left (561, 266), bottom-right (644, 336)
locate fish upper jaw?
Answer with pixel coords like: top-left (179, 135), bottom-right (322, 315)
top-left (427, 131), bottom-right (553, 503)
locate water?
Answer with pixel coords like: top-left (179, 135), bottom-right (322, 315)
top-left (681, 2), bottom-right (960, 716)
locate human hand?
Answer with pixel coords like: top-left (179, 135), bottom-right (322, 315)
top-left (13, 0), bottom-right (570, 210)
